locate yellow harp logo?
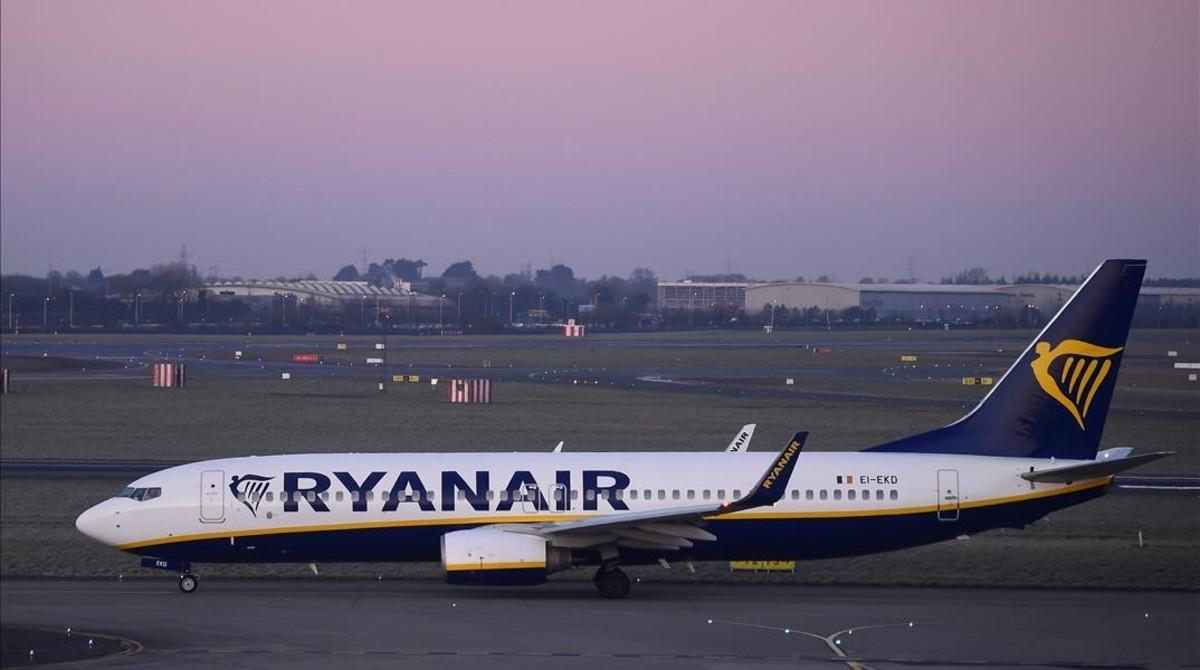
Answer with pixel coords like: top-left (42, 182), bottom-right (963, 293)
top-left (1030, 339), bottom-right (1123, 430)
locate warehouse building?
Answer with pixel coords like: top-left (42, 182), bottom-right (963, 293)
top-left (658, 279), bottom-right (1200, 324)
top-left (744, 283), bottom-right (1008, 321)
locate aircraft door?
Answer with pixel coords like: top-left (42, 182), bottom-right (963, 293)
top-left (936, 469), bottom-right (959, 521)
top-left (200, 470), bottom-right (226, 523)
top-left (552, 483), bottom-right (568, 513)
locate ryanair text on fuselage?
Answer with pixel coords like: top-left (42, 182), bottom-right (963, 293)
top-left (235, 469), bottom-right (632, 515)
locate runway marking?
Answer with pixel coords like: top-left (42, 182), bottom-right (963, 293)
top-left (710, 618), bottom-right (948, 670)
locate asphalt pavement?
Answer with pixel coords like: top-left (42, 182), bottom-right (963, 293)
top-left (1, 580), bottom-right (1195, 669)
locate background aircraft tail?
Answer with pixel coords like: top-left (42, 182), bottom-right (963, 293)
top-left (868, 259), bottom-right (1146, 460)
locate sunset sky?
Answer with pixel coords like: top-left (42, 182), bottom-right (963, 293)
top-left (2, 0), bottom-right (1196, 281)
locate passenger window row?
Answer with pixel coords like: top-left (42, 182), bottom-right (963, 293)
top-left (793, 489), bottom-right (899, 501)
top-left (234, 486), bottom-right (899, 505)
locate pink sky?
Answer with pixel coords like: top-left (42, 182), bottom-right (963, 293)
top-left (2, 0), bottom-right (1197, 280)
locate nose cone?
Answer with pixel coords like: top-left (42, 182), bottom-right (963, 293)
top-left (75, 501), bottom-right (121, 546)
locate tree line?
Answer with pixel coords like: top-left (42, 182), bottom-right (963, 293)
top-left (1, 258), bottom-right (1196, 333)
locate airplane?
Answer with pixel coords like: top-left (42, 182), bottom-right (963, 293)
top-left (76, 259), bottom-right (1170, 598)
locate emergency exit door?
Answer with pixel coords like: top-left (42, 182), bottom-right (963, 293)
top-left (937, 469), bottom-right (959, 521)
top-left (200, 470), bottom-right (226, 523)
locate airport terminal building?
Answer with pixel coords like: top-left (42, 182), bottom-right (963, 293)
top-left (202, 279), bottom-right (446, 314)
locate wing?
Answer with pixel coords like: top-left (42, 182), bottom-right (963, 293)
top-left (526, 432), bottom-right (806, 552)
top-left (724, 424), bottom-right (756, 452)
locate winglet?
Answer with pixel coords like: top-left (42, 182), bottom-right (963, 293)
top-left (725, 424), bottom-right (756, 452)
top-left (727, 432), bottom-right (806, 511)
top-left (552, 441), bottom-right (564, 454)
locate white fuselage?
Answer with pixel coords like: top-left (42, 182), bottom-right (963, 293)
top-left (76, 450), bottom-right (1109, 563)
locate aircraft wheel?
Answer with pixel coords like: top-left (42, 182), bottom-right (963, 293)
top-left (594, 567), bottom-right (630, 599)
top-left (178, 573), bottom-right (199, 594)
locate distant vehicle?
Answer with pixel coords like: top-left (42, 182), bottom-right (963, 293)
top-left (77, 260), bottom-right (1169, 598)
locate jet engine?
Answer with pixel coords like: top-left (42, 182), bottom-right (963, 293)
top-left (440, 527), bottom-right (572, 585)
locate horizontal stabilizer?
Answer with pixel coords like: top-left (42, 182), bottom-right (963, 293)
top-left (1021, 452), bottom-right (1173, 483)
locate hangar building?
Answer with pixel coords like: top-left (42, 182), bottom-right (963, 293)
top-left (657, 281), bottom-right (752, 310)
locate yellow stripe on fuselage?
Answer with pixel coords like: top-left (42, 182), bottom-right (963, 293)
top-left (444, 561), bottom-right (546, 572)
top-left (117, 477), bottom-right (1111, 551)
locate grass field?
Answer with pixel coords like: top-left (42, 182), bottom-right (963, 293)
top-left (1, 328), bottom-right (1196, 587)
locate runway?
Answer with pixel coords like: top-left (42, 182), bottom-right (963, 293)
top-left (1, 580), bottom-right (1195, 669)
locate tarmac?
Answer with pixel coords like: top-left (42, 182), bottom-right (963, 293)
top-left (1, 580), bottom-right (1196, 669)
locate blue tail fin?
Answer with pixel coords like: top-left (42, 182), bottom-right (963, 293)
top-left (867, 259), bottom-right (1146, 460)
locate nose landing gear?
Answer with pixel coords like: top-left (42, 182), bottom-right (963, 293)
top-left (140, 557), bottom-right (198, 594)
top-left (178, 573), bottom-right (199, 593)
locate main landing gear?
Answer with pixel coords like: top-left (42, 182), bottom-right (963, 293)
top-left (593, 565), bottom-right (631, 599)
top-left (178, 573), bottom-right (199, 593)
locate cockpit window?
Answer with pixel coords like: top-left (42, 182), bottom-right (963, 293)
top-left (117, 486), bottom-right (162, 501)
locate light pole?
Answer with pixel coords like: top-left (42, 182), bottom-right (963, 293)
top-left (509, 291), bottom-right (516, 325)
top-left (43, 297), bottom-right (50, 332)
top-left (381, 311), bottom-right (391, 394)
top-left (7, 291), bottom-right (14, 330)
top-left (134, 292), bottom-right (141, 325)
top-left (439, 294), bottom-right (445, 330)
top-left (360, 296), bottom-right (366, 327)
top-left (69, 290), bottom-right (75, 329)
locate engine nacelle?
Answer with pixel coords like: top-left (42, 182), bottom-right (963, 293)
top-left (440, 527), bottom-right (571, 586)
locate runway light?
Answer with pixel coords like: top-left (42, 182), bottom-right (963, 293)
top-left (1144, 613), bottom-right (1150, 619)
top-left (451, 602), bottom-right (457, 608)
top-left (784, 628), bottom-right (791, 634)
top-left (707, 619), bottom-right (713, 624)
top-left (908, 621), bottom-right (914, 628)
top-left (835, 639), bottom-right (842, 646)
